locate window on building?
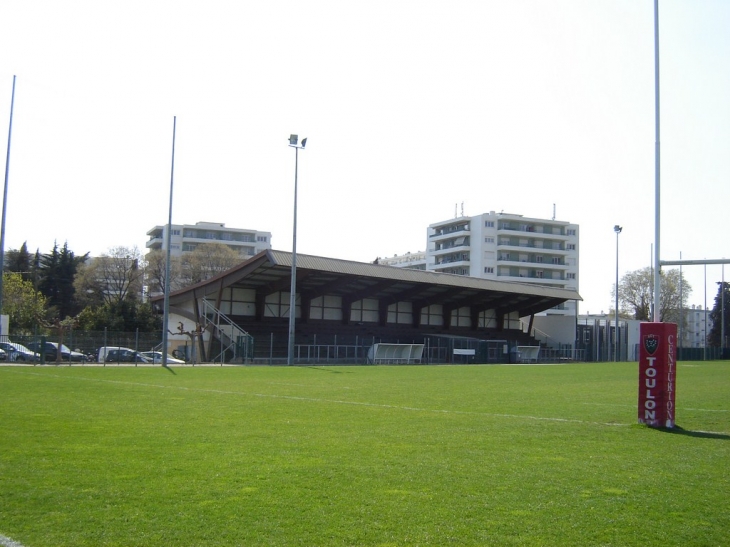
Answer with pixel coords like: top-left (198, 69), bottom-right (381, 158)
top-left (567, 244), bottom-right (576, 250)
top-left (484, 267), bottom-right (494, 274)
top-left (485, 237), bottom-right (494, 243)
top-left (172, 229), bottom-right (181, 236)
top-left (567, 229), bottom-right (576, 236)
top-left (567, 273), bottom-right (576, 280)
top-left (485, 221), bottom-right (495, 227)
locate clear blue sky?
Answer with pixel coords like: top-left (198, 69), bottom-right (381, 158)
top-left (1, 0), bottom-right (728, 315)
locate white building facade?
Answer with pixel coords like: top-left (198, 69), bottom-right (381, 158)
top-left (383, 211), bottom-right (579, 316)
top-left (679, 305), bottom-right (712, 348)
top-left (146, 222), bottom-right (272, 258)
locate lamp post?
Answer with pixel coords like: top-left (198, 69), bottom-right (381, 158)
top-left (287, 134), bottom-right (307, 365)
top-left (614, 225), bottom-right (622, 362)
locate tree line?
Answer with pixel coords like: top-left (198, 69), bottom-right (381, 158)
top-left (2, 241), bottom-right (242, 335)
top-left (613, 266), bottom-right (729, 347)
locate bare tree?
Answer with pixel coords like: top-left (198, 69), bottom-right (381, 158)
top-left (75, 246), bottom-right (144, 306)
top-left (181, 243), bottom-right (242, 285)
top-left (144, 249), bottom-right (183, 297)
top-left (614, 266), bottom-right (691, 322)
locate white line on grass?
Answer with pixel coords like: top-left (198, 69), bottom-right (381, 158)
top-left (0, 534), bottom-right (26, 547)
top-left (10, 370), bottom-right (730, 429)
top-left (4, 369), bottom-right (632, 428)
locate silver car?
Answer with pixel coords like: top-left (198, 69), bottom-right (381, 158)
top-left (0, 342), bottom-right (40, 362)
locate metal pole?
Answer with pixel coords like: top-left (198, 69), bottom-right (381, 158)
top-left (615, 228), bottom-right (620, 361)
top-left (287, 145), bottom-right (298, 365)
top-left (653, 0), bottom-right (662, 322)
top-left (677, 251), bottom-right (684, 349)
top-left (702, 264), bottom-right (707, 361)
top-left (722, 264), bottom-right (726, 353)
top-left (0, 75), bottom-right (17, 333)
top-left (162, 116), bottom-right (176, 367)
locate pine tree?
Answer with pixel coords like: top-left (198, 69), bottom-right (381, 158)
top-left (707, 281), bottom-right (729, 347)
top-left (4, 242), bottom-right (32, 281)
top-left (38, 242), bottom-right (89, 319)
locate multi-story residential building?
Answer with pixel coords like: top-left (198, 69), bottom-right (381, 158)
top-left (378, 251), bottom-right (427, 270)
top-left (679, 305), bottom-right (712, 348)
top-left (146, 222), bottom-right (272, 259)
top-left (383, 211), bottom-right (579, 316)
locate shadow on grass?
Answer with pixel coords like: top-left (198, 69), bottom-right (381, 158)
top-left (659, 425), bottom-right (730, 440)
top-left (162, 365), bottom-right (177, 375)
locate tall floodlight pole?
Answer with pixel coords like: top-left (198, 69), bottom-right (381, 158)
top-left (653, 0), bottom-right (662, 322)
top-left (162, 116), bottom-right (177, 367)
top-left (0, 75), bottom-right (17, 336)
top-left (287, 134), bottom-right (306, 365)
top-left (614, 225), bottom-right (622, 361)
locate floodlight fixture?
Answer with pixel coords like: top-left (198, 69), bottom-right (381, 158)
top-left (289, 134), bottom-right (298, 146)
top-left (614, 225), bottom-right (623, 234)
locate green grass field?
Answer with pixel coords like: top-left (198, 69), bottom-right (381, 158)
top-left (1, 362), bottom-right (728, 546)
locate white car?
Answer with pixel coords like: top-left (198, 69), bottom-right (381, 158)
top-left (140, 351), bottom-right (186, 364)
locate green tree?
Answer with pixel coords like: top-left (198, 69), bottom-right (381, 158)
top-left (614, 267), bottom-right (691, 322)
top-left (1, 272), bottom-right (47, 333)
top-left (4, 242), bottom-right (33, 282)
top-left (38, 242), bottom-right (88, 319)
top-left (76, 300), bottom-right (161, 332)
top-left (707, 281), bottom-right (729, 347)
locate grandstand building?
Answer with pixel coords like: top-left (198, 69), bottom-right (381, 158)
top-left (152, 250), bottom-right (582, 365)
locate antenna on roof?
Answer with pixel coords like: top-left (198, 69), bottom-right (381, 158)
top-left (454, 203), bottom-right (457, 218)
top-left (461, 202), bottom-right (464, 217)
top-left (552, 203), bottom-right (556, 221)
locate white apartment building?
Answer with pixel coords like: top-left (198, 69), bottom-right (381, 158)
top-left (383, 211), bottom-right (579, 316)
top-left (146, 222), bottom-right (272, 258)
top-left (379, 251), bottom-right (427, 270)
top-left (679, 305), bottom-right (712, 348)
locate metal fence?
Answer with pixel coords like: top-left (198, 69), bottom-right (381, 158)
top-left (1, 330), bottom-right (163, 364)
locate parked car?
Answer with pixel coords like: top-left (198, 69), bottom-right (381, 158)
top-left (0, 342), bottom-right (40, 362)
top-left (0, 347), bottom-right (6, 361)
top-left (140, 351), bottom-right (185, 365)
top-left (98, 346), bottom-right (151, 364)
top-left (26, 341), bottom-right (87, 362)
